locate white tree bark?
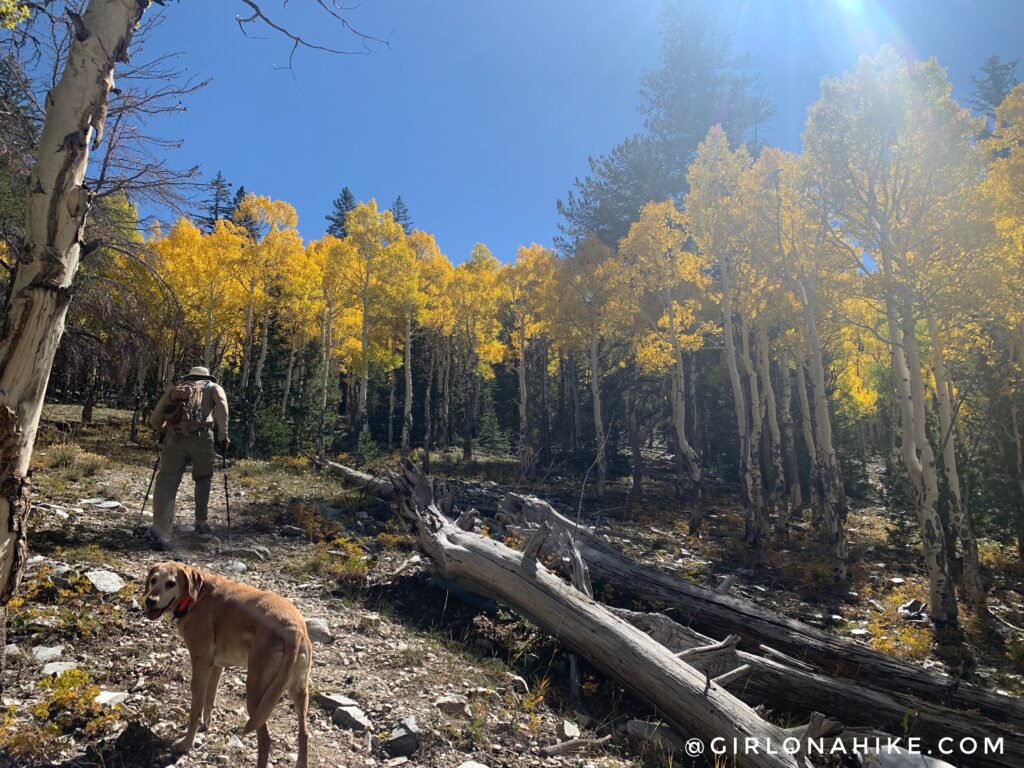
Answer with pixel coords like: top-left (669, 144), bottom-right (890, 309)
top-left (588, 332), bottom-right (607, 497)
top-left (667, 301), bottom-right (702, 503)
top-left (739, 320), bottom-right (770, 545)
top-left (927, 314), bottom-right (984, 611)
top-left (756, 322), bottom-right (787, 531)
top-left (0, 0), bottom-right (150, 605)
top-left (794, 359), bottom-right (821, 513)
top-left (778, 351), bottom-right (803, 513)
top-left (401, 312), bottom-right (414, 458)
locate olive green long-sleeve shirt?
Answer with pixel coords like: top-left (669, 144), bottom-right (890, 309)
top-left (148, 379), bottom-right (229, 440)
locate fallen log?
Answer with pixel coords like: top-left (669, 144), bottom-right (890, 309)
top-left (312, 456), bottom-right (395, 499)
top-left (615, 608), bottom-right (1024, 768)
top-left (500, 492), bottom-right (1024, 728)
top-left (387, 460), bottom-right (803, 768)
top-left (319, 459), bottom-right (1024, 730)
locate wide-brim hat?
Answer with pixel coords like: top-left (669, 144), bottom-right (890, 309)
top-left (183, 365), bottom-right (216, 381)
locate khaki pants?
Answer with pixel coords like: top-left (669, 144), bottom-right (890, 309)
top-left (152, 430), bottom-right (216, 538)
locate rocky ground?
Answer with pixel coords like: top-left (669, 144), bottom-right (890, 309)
top-left (3, 407), bottom-right (1024, 768)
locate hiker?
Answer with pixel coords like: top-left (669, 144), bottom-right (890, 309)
top-left (147, 366), bottom-right (230, 549)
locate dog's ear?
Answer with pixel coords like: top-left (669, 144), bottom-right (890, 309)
top-left (181, 564), bottom-right (204, 603)
top-left (143, 564), bottom-right (159, 594)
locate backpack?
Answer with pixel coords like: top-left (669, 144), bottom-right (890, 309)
top-left (165, 380), bottom-right (209, 435)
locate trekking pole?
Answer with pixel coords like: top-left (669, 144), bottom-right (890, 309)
top-left (221, 443), bottom-right (232, 545)
top-left (137, 432), bottom-right (164, 528)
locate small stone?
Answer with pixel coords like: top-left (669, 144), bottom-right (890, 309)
top-left (50, 565), bottom-right (77, 589)
top-left (332, 705), bottom-right (372, 732)
top-left (558, 719), bottom-right (581, 740)
top-left (385, 759), bottom-right (408, 767)
top-left (306, 618), bottom-right (333, 645)
top-left (229, 735), bottom-right (244, 749)
top-left (314, 692), bottom-right (358, 711)
top-left (178, 524), bottom-right (196, 535)
top-left (457, 762), bottom-right (490, 768)
top-left (41, 661), bottom-right (78, 677)
top-left (506, 674), bottom-right (529, 694)
top-left (4, 643), bottom-right (22, 659)
top-left (79, 498), bottom-right (104, 505)
top-left (85, 569), bottom-right (126, 593)
top-left (435, 694), bottom-right (471, 717)
top-left (94, 690), bottom-right (128, 707)
top-left (32, 645), bottom-right (64, 662)
top-left (96, 500), bottom-right (125, 510)
top-left (225, 561), bottom-right (247, 575)
top-left (382, 716), bottom-right (421, 757)
top-left (888, 577), bottom-right (906, 587)
top-left (849, 628), bottom-right (871, 638)
top-left (359, 613), bottom-right (381, 631)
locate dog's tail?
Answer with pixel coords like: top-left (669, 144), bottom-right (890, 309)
top-left (243, 634), bottom-right (299, 735)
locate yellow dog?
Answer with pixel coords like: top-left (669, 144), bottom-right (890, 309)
top-left (143, 562), bottom-right (312, 768)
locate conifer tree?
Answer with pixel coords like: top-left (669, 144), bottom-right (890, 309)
top-left (969, 54), bottom-right (1019, 123)
top-left (389, 195), bottom-right (413, 235)
top-left (198, 171), bottom-right (233, 233)
top-left (326, 186), bottom-right (358, 238)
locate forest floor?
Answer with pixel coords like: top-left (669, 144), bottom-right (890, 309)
top-left (3, 406), bottom-right (1024, 768)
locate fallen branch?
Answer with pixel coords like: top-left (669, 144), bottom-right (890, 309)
top-left (499, 492), bottom-right (1024, 727)
top-left (388, 460), bottom-right (803, 768)
top-left (539, 735), bottom-right (612, 757)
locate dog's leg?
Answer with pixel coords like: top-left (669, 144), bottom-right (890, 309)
top-left (201, 665), bottom-right (223, 730)
top-left (289, 681), bottom-right (309, 768)
top-left (256, 725), bottom-right (271, 768)
top-left (172, 657), bottom-right (213, 753)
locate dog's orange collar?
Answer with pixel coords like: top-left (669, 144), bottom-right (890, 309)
top-left (172, 596), bottom-right (194, 620)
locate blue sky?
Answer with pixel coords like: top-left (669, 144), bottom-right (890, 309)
top-left (143, 1), bottom-right (1022, 263)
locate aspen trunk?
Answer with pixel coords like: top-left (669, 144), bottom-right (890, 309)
top-left (401, 313), bottom-right (413, 458)
top-left (246, 312), bottom-right (270, 457)
top-left (778, 351), bottom-right (802, 513)
top-left (387, 367), bottom-right (397, 449)
top-left (516, 325), bottom-right (532, 476)
top-left (0, 0), bottom-right (149, 607)
top-left (1012, 401), bottom-right (1024, 560)
top-left (281, 339), bottom-right (297, 418)
top-left (794, 359), bottom-right (821, 514)
top-left (438, 338), bottom-right (450, 451)
top-left (883, 271), bottom-right (958, 638)
top-left (927, 315), bottom-right (984, 611)
top-left (203, 290), bottom-right (215, 368)
top-left (588, 332), bottom-right (607, 498)
top-left (462, 340), bottom-right (477, 462)
top-left (423, 349), bottom-right (434, 473)
top-left (357, 302), bottom-right (370, 440)
top-left (740, 320), bottom-right (769, 546)
top-left (666, 303), bottom-right (702, 503)
top-left (129, 352), bottom-right (147, 444)
top-left (538, 340), bottom-right (551, 466)
top-left (317, 305), bottom-right (332, 456)
top-left (718, 254), bottom-right (761, 539)
top-left (81, 354), bottom-right (99, 424)
top-left (626, 375), bottom-right (642, 513)
top-left (756, 322), bottom-right (786, 532)
top-left (567, 353), bottom-right (582, 453)
top-left (240, 293), bottom-right (255, 391)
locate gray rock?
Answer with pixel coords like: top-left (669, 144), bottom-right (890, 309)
top-left (225, 545), bottom-right (271, 561)
top-left (94, 690), bottom-right (128, 707)
top-left (382, 716), bottom-right (421, 757)
top-left (32, 645), bottom-right (64, 662)
top-left (40, 661), bottom-right (78, 677)
top-left (558, 719), bottom-right (581, 740)
top-left (314, 691), bottom-right (358, 711)
top-left (848, 627), bottom-right (871, 638)
top-left (305, 618), bottom-right (333, 644)
top-left (50, 565), bottom-right (77, 589)
top-left (95, 500), bottom-right (125, 510)
top-left (332, 705), bottom-right (372, 732)
top-left (85, 569), bottom-right (126, 594)
top-left (359, 613), bottom-right (381, 631)
top-left (435, 694), bottom-right (471, 717)
top-left (224, 561), bottom-right (247, 575)
top-left (457, 762), bottom-right (490, 768)
top-left (898, 599), bottom-right (927, 621)
top-left (4, 643), bottom-right (22, 659)
top-left (229, 735), bottom-right (244, 749)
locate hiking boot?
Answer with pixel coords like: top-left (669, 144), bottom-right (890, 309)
top-left (194, 521), bottom-right (213, 535)
top-left (147, 528), bottom-right (173, 552)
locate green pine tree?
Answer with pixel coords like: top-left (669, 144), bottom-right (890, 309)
top-left (199, 171), bottom-right (233, 233)
top-left (389, 195), bottom-right (413, 235)
top-left (325, 186), bottom-right (357, 238)
top-left (969, 54), bottom-right (1019, 124)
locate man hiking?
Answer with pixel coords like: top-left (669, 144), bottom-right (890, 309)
top-left (147, 366), bottom-right (230, 550)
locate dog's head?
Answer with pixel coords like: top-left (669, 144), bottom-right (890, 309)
top-left (143, 562), bottom-right (203, 621)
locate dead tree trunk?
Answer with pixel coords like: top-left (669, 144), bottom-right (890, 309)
top-left (389, 460), bottom-right (802, 768)
top-left (498, 492), bottom-right (1023, 727)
